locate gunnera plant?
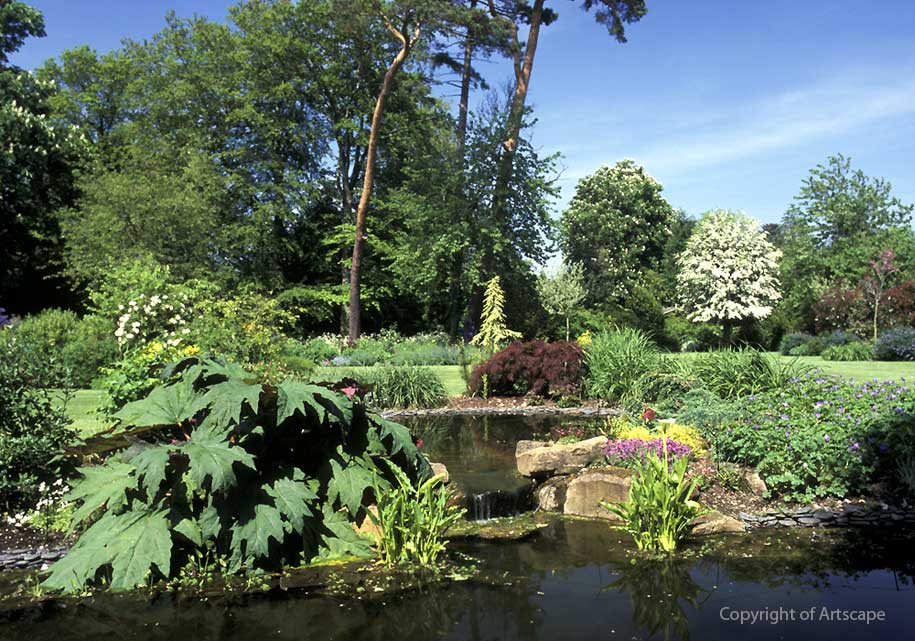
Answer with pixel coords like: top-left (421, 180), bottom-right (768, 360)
top-left (42, 357), bottom-right (431, 593)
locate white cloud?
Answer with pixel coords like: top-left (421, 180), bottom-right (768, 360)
top-left (631, 67), bottom-right (915, 174)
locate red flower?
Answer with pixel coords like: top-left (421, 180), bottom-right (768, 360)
top-left (340, 385), bottom-right (358, 400)
top-left (642, 408), bottom-right (657, 421)
top-left (416, 438), bottom-right (424, 449)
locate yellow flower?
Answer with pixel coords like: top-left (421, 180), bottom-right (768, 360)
top-left (576, 330), bottom-right (593, 346)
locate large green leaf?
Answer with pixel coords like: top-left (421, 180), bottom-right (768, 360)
top-left (108, 509), bottom-right (173, 590)
top-left (129, 445), bottom-right (173, 498)
top-left (68, 462), bottom-right (138, 526)
top-left (182, 428), bottom-right (255, 493)
top-left (327, 458), bottom-right (374, 514)
top-left (276, 380), bottom-right (331, 425)
top-left (43, 509), bottom-right (172, 591)
top-left (266, 475), bottom-right (318, 534)
top-left (317, 505), bottom-right (373, 560)
top-left (231, 504), bottom-right (285, 560)
top-left (115, 376), bottom-right (198, 427)
top-left (378, 419), bottom-right (414, 456)
top-left (193, 378), bottom-right (263, 430)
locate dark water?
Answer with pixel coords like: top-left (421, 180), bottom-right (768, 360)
top-left (3, 521), bottom-right (915, 641)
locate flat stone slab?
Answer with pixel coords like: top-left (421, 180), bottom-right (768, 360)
top-left (516, 436), bottom-right (607, 478)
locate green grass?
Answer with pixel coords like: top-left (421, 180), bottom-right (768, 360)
top-left (52, 389), bottom-right (110, 438)
top-left (671, 352), bottom-right (915, 381)
top-left (313, 364), bottom-right (466, 397)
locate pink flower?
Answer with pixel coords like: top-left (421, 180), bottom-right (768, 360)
top-left (642, 408), bottom-right (657, 421)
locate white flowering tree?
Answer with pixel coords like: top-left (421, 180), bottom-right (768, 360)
top-left (537, 261), bottom-right (587, 341)
top-left (676, 210), bottom-right (782, 343)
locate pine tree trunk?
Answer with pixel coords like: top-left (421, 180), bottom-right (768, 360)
top-left (348, 40), bottom-right (412, 344)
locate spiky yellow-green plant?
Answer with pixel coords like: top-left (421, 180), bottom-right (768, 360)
top-left (471, 276), bottom-right (521, 356)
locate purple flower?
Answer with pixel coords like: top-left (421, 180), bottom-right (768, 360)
top-left (849, 442), bottom-right (860, 452)
top-left (603, 437), bottom-right (692, 464)
top-left (823, 434), bottom-right (830, 442)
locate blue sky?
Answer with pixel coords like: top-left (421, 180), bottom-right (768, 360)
top-left (11, 0), bottom-right (915, 224)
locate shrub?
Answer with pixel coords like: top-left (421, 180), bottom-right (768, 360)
top-left (779, 332), bottom-right (815, 356)
top-left (99, 341), bottom-right (200, 414)
top-left (370, 461), bottom-right (463, 566)
top-left (676, 349), bottom-right (809, 400)
top-left (821, 342), bottom-right (872, 362)
top-left (603, 437), bottom-right (693, 467)
top-left (873, 327), bottom-right (915, 361)
top-left (821, 330), bottom-right (861, 348)
top-left (286, 337), bottom-right (339, 364)
top-left (61, 314), bottom-right (119, 387)
top-left (675, 389), bottom-right (743, 453)
top-left (717, 372), bottom-right (915, 501)
top-left (43, 357), bottom-right (430, 593)
top-left (2, 309), bottom-right (81, 387)
top-left (468, 340), bottom-right (585, 398)
top-left (602, 446), bottom-right (708, 554)
top-left (0, 337), bottom-right (77, 510)
top-left (190, 287), bottom-right (294, 367)
top-left (585, 328), bottom-right (659, 402)
top-left (371, 366), bottom-right (447, 409)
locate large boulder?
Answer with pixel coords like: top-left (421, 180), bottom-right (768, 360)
top-left (563, 467), bottom-right (632, 520)
top-left (516, 436), bottom-right (607, 478)
top-left (742, 469), bottom-right (767, 496)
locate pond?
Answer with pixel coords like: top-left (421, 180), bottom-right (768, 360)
top-left (401, 414), bottom-right (605, 520)
top-left (3, 414), bottom-right (913, 640)
top-left (2, 521), bottom-right (914, 640)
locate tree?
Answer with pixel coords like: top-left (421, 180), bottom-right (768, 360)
top-left (471, 276), bottom-right (520, 355)
top-left (485, 1), bottom-right (646, 225)
top-left (861, 250), bottom-right (899, 341)
top-left (780, 154), bottom-right (915, 329)
top-left (537, 261), bottom-right (586, 340)
top-left (560, 159), bottom-right (676, 303)
top-left (676, 210), bottom-right (782, 344)
top-left (0, 2), bottom-right (85, 314)
top-left (348, 0), bottom-right (489, 343)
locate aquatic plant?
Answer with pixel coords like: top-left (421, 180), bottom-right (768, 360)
top-left (602, 442), bottom-right (707, 554)
top-left (43, 357), bottom-right (429, 592)
top-left (370, 461), bottom-right (463, 567)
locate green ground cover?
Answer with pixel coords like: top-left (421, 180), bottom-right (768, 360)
top-left (671, 352), bottom-right (915, 381)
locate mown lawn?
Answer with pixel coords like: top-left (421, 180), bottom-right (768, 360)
top-left (52, 389), bottom-right (110, 438)
top-left (671, 351), bottom-right (915, 381)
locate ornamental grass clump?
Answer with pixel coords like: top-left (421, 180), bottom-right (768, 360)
top-left (602, 441), bottom-right (708, 554)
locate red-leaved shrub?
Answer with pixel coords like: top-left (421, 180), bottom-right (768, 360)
top-left (468, 340), bottom-right (585, 398)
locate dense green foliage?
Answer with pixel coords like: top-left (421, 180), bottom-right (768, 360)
top-left (0, 335), bottom-right (76, 510)
top-left (715, 373), bottom-right (915, 501)
top-left (560, 160), bottom-right (675, 303)
top-left (674, 349), bottom-right (809, 400)
top-left (44, 357), bottom-right (430, 592)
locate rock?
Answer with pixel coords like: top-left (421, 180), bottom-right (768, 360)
top-left (743, 469), bottom-right (768, 496)
top-left (535, 476), bottom-right (571, 512)
top-left (429, 462), bottom-right (450, 484)
top-left (692, 511), bottom-right (747, 535)
top-left (515, 440), bottom-right (545, 457)
top-left (563, 467), bottom-right (632, 520)
top-left (353, 505), bottom-right (382, 542)
top-left (516, 436), bottom-right (607, 478)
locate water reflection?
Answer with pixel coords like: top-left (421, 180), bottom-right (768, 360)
top-left (3, 522), bottom-right (915, 640)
